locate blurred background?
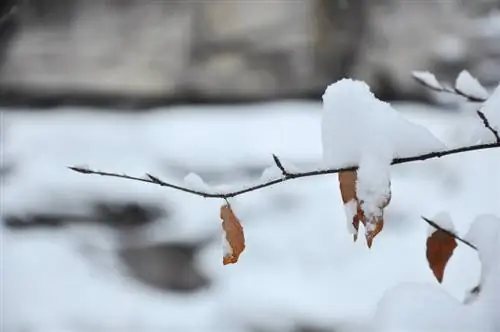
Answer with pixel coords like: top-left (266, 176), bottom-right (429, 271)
top-left (1, 1), bottom-right (500, 332)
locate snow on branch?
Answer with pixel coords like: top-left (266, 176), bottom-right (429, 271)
top-left (69, 137), bottom-right (499, 198)
top-left (70, 74), bottom-right (500, 200)
top-left (412, 70), bottom-right (500, 143)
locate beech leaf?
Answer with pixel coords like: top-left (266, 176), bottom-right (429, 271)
top-left (426, 227), bottom-right (457, 283)
top-left (220, 204), bottom-right (246, 265)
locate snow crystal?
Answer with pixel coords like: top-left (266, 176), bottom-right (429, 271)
top-left (426, 211), bottom-right (455, 237)
top-left (411, 71), bottom-right (444, 91)
top-left (455, 70), bottom-right (490, 101)
top-left (183, 172), bottom-right (211, 192)
top-left (479, 83), bottom-right (500, 139)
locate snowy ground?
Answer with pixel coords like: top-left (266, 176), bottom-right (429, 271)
top-left (1, 100), bottom-right (499, 332)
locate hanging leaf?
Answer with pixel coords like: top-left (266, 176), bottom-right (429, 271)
top-left (338, 170), bottom-right (391, 247)
top-left (426, 227), bottom-right (457, 283)
top-left (220, 204), bottom-right (246, 265)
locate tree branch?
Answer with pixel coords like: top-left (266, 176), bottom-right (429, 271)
top-left (477, 110), bottom-right (500, 143)
top-left (272, 153), bottom-right (290, 176)
top-left (69, 140), bottom-right (499, 199)
top-left (421, 216), bottom-right (477, 250)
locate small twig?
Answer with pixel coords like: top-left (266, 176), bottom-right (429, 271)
top-left (421, 216), bottom-right (477, 250)
top-left (69, 140), bottom-right (499, 199)
top-left (477, 110), bottom-right (500, 143)
top-left (413, 72), bottom-right (499, 143)
top-left (272, 154), bottom-right (289, 176)
top-left (413, 75), bottom-right (488, 103)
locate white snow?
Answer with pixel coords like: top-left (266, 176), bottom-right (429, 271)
top-left (455, 70), bottom-right (490, 101)
top-left (1, 97), bottom-right (499, 332)
top-left (343, 200), bottom-right (358, 235)
top-left (259, 164), bottom-right (284, 182)
top-left (373, 214), bottom-right (500, 332)
top-left (321, 79), bottom-right (446, 168)
top-left (321, 79), bottom-right (445, 239)
top-left (411, 71), bottom-right (444, 91)
top-left (184, 172), bottom-right (211, 192)
top-left (356, 152), bottom-right (391, 224)
top-left (450, 82), bottom-right (500, 145)
top-left (426, 211), bottom-right (456, 237)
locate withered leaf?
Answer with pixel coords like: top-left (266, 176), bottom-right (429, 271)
top-left (338, 170), bottom-right (391, 248)
top-left (220, 204), bottom-right (245, 265)
top-left (426, 228), bottom-right (457, 283)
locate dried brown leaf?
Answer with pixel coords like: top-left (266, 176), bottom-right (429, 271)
top-left (426, 228), bottom-right (457, 283)
top-left (220, 204), bottom-right (245, 265)
top-left (338, 170), bottom-right (391, 248)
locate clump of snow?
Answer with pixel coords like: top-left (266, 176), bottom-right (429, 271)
top-left (464, 215), bottom-right (500, 286)
top-left (343, 200), bottom-right (358, 235)
top-left (373, 283), bottom-right (490, 332)
top-left (321, 78), bottom-right (446, 168)
top-left (183, 172), bottom-right (211, 192)
top-left (411, 71), bottom-right (444, 90)
top-left (455, 70), bottom-right (490, 101)
top-left (321, 78), bottom-right (445, 238)
top-left (357, 152), bottom-right (392, 224)
top-left (426, 211), bottom-right (456, 237)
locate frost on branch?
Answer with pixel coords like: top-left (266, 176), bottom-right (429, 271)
top-left (220, 204), bottom-right (245, 265)
top-left (321, 78), bottom-right (445, 246)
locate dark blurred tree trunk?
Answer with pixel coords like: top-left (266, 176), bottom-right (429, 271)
top-left (313, 0), bottom-right (368, 87)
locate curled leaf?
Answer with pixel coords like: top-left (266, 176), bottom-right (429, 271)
top-left (220, 204), bottom-right (245, 265)
top-left (426, 227), bottom-right (457, 283)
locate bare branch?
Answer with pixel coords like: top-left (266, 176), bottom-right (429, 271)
top-left (477, 110), bottom-right (500, 143)
top-left (422, 216), bottom-right (477, 250)
top-left (272, 154), bottom-right (290, 176)
top-left (69, 140), bottom-right (499, 199)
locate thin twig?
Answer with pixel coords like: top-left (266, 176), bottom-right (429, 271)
top-left (69, 140), bottom-right (499, 199)
top-left (421, 216), bottom-right (477, 250)
top-left (477, 110), bottom-right (500, 143)
top-left (272, 154), bottom-right (289, 176)
top-left (413, 72), bottom-right (499, 143)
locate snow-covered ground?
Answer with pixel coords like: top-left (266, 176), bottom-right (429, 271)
top-left (1, 100), bottom-right (499, 332)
